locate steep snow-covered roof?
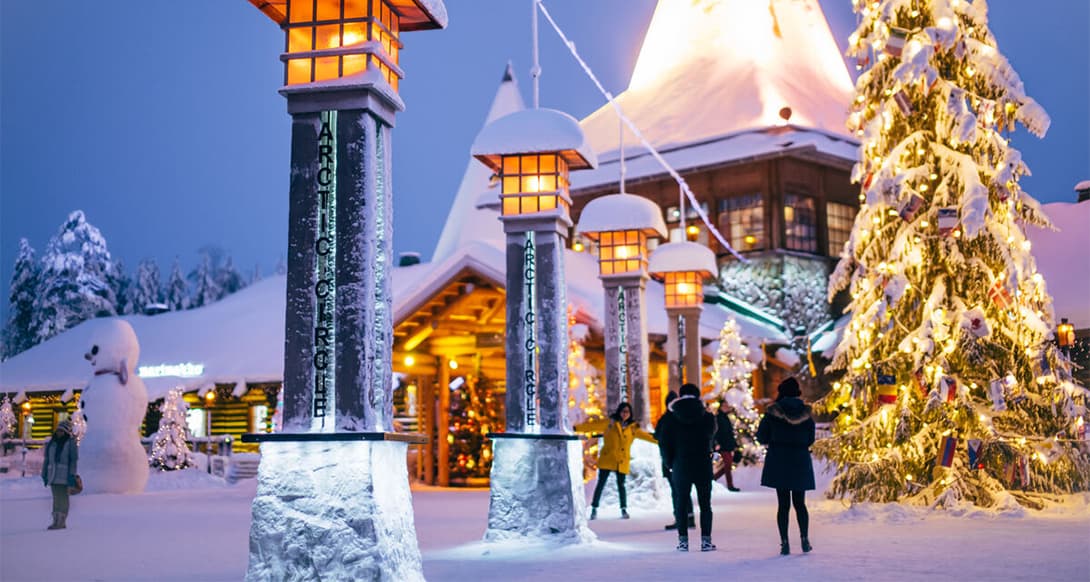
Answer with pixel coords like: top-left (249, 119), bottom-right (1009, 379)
top-left (575, 193), bottom-right (667, 237)
top-left (581, 0), bottom-right (853, 157)
top-left (1026, 201), bottom-right (1090, 329)
top-left (432, 64), bottom-right (526, 263)
top-left (648, 241), bottom-right (717, 277)
top-left (472, 108), bottom-right (598, 171)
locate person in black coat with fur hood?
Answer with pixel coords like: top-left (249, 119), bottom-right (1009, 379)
top-left (756, 377), bottom-right (815, 555)
top-left (658, 383), bottom-right (718, 552)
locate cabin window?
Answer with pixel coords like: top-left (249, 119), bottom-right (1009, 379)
top-left (784, 193), bottom-right (818, 253)
top-left (827, 201), bottom-right (857, 256)
top-left (718, 194), bottom-right (765, 251)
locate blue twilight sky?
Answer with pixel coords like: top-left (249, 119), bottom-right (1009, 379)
top-left (1, 1), bottom-right (1087, 321)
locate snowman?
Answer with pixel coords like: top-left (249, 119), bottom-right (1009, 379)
top-left (77, 320), bottom-right (149, 494)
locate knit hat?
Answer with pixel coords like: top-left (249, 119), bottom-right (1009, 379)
top-left (680, 383), bottom-right (701, 398)
top-left (777, 377), bottom-right (801, 399)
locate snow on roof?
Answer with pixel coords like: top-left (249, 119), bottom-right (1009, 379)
top-left (472, 108), bottom-right (598, 171)
top-left (1026, 201), bottom-right (1090, 329)
top-left (648, 241), bottom-right (717, 277)
top-left (432, 64), bottom-right (526, 263)
top-left (575, 193), bottom-right (668, 238)
top-left (2, 246), bottom-right (788, 396)
top-left (1075, 180), bottom-right (1090, 192)
top-left (571, 126), bottom-right (858, 191)
top-left (580, 0), bottom-right (854, 157)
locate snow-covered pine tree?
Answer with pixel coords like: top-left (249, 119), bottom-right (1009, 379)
top-left (165, 259), bottom-right (189, 311)
top-left (149, 387), bottom-right (194, 470)
top-left (129, 258), bottom-right (163, 315)
top-left (32, 211), bottom-right (118, 342)
top-left (3, 239), bottom-right (41, 358)
top-left (189, 253), bottom-right (222, 308)
top-left (709, 316), bottom-right (764, 465)
top-left (216, 255), bottom-right (246, 296)
top-left (110, 258), bottom-right (133, 315)
top-left (816, 0), bottom-right (1089, 509)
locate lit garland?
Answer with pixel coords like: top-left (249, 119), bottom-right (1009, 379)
top-left (815, 0), bottom-right (1089, 509)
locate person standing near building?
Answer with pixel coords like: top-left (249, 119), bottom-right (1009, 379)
top-left (658, 383), bottom-right (717, 552)
top-left (756, 377), bottom-right (815, 555)
top-left (576, 401), bottom-right (656, 520)
top-left (41, 419), bottom-right (79, 530)
top-left (655, 391), bottom-right (692, 530)
top-left (713, 400), bottom-right (741, 492)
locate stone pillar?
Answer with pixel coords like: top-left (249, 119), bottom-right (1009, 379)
top-left (665, 312), bottom-right (682, 395)
top-left (603, 275), bottom-right (652, 426)
top-left (245, 87), bottom-right (426, 581)
top-left (485, 214), bottom-right (591, 543)
top-left (682, 309), bottom-right (703, 390)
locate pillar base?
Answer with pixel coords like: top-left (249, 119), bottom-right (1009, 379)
top-left (484, 434), bottom-right (594, 543)
top-left (247, 439), bottom-right (423, 582)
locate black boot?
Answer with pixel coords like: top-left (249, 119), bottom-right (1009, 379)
top-left (676, 537), bottom-right (689, 552)
top-left (664, 521), bottom-right (679, 530)
top-left (780, 540), bottom-right (790, 555)
top-left (801, 537), bottom-right (812, 553)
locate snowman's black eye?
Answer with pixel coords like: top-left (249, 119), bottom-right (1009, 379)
top-left (91, 345), bottom-right (99, 355)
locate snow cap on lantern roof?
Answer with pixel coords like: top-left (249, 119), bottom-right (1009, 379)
top-left (581, 0), bottom-right (852, 155)
top-left (648, 241), bottom-right (717, 278)
top-left (575, 193), bottom-right (668, 239)
top-left (472, 108), bottom-right (598, 172)
top-left (246, 0), bottom-right (448, 30)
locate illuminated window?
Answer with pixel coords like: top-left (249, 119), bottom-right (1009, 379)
top-left (597, 230), bottom-right (648, 276)
top-left (664, 271), bottom-right (703, 307)
top-left (250, 405), bottom-right (270, 433)
top-left (665, 202), bottom-right (708, 244)
top-left (186, 408), bottom-right (207, 438)
top-left (718, 194), bottom-right (764, 251)
top-left (282, 0), bottom-right (402, 89)
top-left (827, 201), bottom-right (857, 256)
top-left (498, 154), bottom-right (571, 216)
top-left (784, 193), bottom-right (817, 253)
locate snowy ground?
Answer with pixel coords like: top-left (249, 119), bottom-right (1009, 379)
top-left (2, 464), bottom-right (1088, 581)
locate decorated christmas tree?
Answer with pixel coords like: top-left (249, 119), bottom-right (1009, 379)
top-left (567, 306), bottom-right (604, 427)
top-left (448, 373), bottom-right (502, 481)
top-left (0, 396), bottom-right (16, 445)
top-left (816, 0), bottom-right (1089, 508)
top-left (149, 387), bottom-right (195, 470)
top-left (709, 316), bottom-right (764, 466)
top-left (69, 396), bottom-right (87, 445)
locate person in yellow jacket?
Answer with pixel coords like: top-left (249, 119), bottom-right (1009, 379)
top-left (575, 402), bottom-right (656, 520)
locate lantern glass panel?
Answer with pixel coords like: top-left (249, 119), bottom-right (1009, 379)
top-left (665, 271), bottom-right (703, 307)
top-left (316, 0), bottom-right (340, 21)
top-left (344, 0), bottom-right (367, 18)
top-left (282, 0), bottom-right (402, 88)
top-left (596, 230), bottom-right (648, 276)
top-left (289, 0), bottom-right (313, 23)
top-left (497, 154), bottom-right (571, 216)
top-left (287, 58), bottom-right (312, 84)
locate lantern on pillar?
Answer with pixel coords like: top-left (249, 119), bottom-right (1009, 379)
top-left (1057, 318), bottom-right (1075, 349)
top-left (576, 194), bottom-right (667, 426)
top-left (649, 241), bottom-right (717, 391)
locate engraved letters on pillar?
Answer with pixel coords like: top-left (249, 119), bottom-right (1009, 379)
top-left (313, 111), bottom-right (337, 422)
top-left (617, 287), bottom-right (628, 403)
top-left (523, 232), bottom-right (538, 427)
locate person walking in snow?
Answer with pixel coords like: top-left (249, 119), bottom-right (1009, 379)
top-left (756, 377), bottom-right (815, 555)
top-left (655, 391), bottom-right (693, 530)
top-left (712, 400), bottom-right (741, 492)
top-left (576, 401), bottom-right (656, 520)
top-left (41, 419), bottom-right (79, 530)
top-left (658, 383), bottom-right (718, 552)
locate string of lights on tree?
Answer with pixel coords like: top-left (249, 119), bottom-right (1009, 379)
top-left (709, 316), bottom-right (765, 466)
top-left (813, 0), bottom-right (1089, 509)
top-left (149, 387), bottom-right (195, 471)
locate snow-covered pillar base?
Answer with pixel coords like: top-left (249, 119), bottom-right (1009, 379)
top-left (484, 435), bottom-right (592, 542)
top-left (603, 275), bottom-right (651, 426)
top-left (247, 438), bottom-right (423, 582)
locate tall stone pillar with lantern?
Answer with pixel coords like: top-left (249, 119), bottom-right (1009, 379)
top-left (240, 1), bottom-right (446, 579)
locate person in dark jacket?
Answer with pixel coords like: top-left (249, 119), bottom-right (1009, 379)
top-left (655, 391), bottom-right (692, 530)
top-left (756, 377), bottom-right (815, 555)
top-left (41, 419), bottom-right (78, 530)
top-left (712, 401), bottom-right (740, 492)
top-left (658, 383), bottom-right (717, 552)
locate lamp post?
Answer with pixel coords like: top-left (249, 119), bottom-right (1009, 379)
top-left (649, 241), bottom-right (717, 394)
top-left (241, 1), bottom-right (446, 579)
top-left (471, 105), bottom-right (597, 541)
top-left (1058, 318), bottom-right (1075, 356)
top-left (576, 194), bottom-right (667, 426)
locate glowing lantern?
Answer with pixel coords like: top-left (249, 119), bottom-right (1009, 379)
top-left (1057, 318), bottom-right (1075, 348)
top-left (247, 0), bottom-right (446, 89)
top-left (576, 194), bottom-right (668, 277)
top-left (648, 241), bottom-right (717, 308)
top-left (471, 109), bottom-right (595, 220)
